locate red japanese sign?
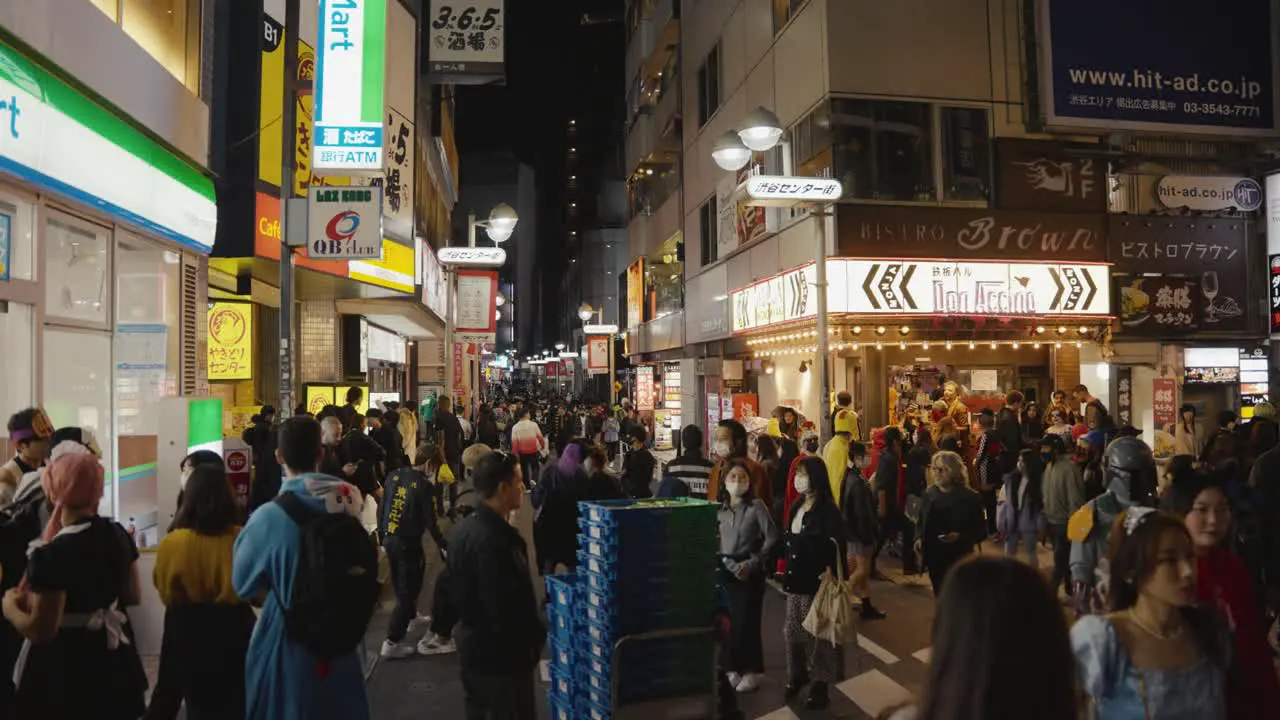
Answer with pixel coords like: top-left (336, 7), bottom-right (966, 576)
top-left (453, 342), bottom-right (464, 389)
top-left (1153, 378), bottom-right (1177, 432)
top-left (636, 366), bottom-right (655, 411)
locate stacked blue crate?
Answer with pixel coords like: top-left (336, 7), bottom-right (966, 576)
top-left (545, 573), bottom-right (583, 720)
top-left (573, 498), bottom-right (720, 717)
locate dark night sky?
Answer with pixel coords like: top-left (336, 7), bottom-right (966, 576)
top-left (455, 0), bottom-right (624, 348)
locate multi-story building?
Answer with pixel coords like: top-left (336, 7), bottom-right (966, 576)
top-left (0, 0), bottom-right (217, 522)
top-left (624, 0), bottom-right (1277, 447)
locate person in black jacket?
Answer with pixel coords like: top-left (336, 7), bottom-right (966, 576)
top-left (377, 441), bottom-right (449, 659)
top-left (841, 441), bottom-right (885, 620)
top-left (243, 406), bottom-right (282, 514)
top-left (447, 452), bottom-right (544, 720)
top-left (781, 456), bottom-right (847, 710)
top-left (368, 408), bottom-right (408, 473)
top-left (872, 426), bottom-right (916, 583)
top-left (620, 426), bottom-right (656, 498)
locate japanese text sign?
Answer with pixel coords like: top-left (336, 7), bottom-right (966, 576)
top-left (307, 186), bottom-right (383, 260)
top-left (455, 269), bottom-right (497, 344)
top-left (1116, 367), bottom-right (1133, 427)
top-left (379, 109), bottom-right (414, 241)
top-left (1117, 276), bottom-right (1201, 336)
top-left (314, 0), bottom-right (388, 174)
top-left (426, 1), bottom-right (505, 80)
top-left (743, 176), bottom-right (843, 207)
top-left (207, 303), bottom-right (253, 381)
top-left (587, 336), bottom-right (609, 375)
top-left (1153, 378), bottom-right (1177, 431)
top-left (635, 366), bottom-right (655, 411)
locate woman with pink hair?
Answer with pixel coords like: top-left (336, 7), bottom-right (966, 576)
top-left (1, 445), bottom-right (147, 718)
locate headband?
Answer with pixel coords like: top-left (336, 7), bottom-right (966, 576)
top-left (1123, 506), bottom-right (1158, 537)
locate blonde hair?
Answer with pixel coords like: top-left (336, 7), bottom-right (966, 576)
top-left (932, 450), bottom-right (968, 487)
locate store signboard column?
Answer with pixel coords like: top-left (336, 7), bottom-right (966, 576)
top-left (455, 269), bottom-right (498, 344)
top-left (587, 336), bottom-right (610, 375)
top-left (314, 0), bottom-right (388, 174)
top-left (635, 366), bottom-right (655, 411)
top-left (452, 342), bottom-right (464, 390)
top-left (1153, 378), bottom-right (1176, 432)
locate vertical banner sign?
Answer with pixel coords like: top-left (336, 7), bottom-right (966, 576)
top-left (1270, 255), bottom-right (1280, 334)
top-left (1036, 0), bottom-right (1277, 136)
top-left (224, 443), bottom-right (252, 514)
top-left (587, 336), bottom-right (609, 375)
top-left (1153, 378), bottom-right (1177, 432)
top-left (626, 259), bottom-right (644, 329)
top-left (381, 109), bottom-right (414, 241)
top-left (307, 186), bottom-right (383, 259)
top-left (635, 366), bottom-right (655, 411)
top-left (259, 15), bottom-right (285, 187)
top-left (453, 343), bottom-right (464, 389)
top-left (425, 1), bottom-right (506, 79)
top-left (455, 269), bottom-right (498, 343)
top-left (1116, 366), bottom-right (1133, 427)
top-left (314, 0), bottom-right (388, 174)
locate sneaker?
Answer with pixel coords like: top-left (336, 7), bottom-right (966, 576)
top-left (417, 633), bottom-right (456, 656)
top-left (735, 673), bottom-right (762, 693)
top-left (725, 672), bottom-right (741, 688)
top-left (380, 639), bottom-right (415, 659)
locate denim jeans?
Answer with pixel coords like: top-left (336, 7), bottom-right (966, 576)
top-left (1004, 531), bottom-right (1039, 568)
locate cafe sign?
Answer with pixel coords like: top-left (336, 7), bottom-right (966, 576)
top-left (838, 205), bottom-right (1106, 262)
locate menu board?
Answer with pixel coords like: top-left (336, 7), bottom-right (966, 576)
top-left (654, 364), bottom-right (682, 450)
top-left (636, 366), bottom-right (655, 411)
top-left (707, 392), bottom-right (720, 444)
top-left (1239, 349), bottom-right (1269, 418)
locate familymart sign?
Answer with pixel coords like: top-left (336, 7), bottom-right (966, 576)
top-left (314, 0), bottom-right (387, 175)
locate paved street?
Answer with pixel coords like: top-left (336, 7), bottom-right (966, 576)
top-left (365, 553), bottom-right (947, 719)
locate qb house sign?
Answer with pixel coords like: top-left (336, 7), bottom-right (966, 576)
top-left (731, 259), bottom-right (1110, 332)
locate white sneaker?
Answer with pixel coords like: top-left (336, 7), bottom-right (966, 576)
top-left (380, 639), bottom-right (415, 659)
top-left (726, 672), bottom-right (742, 688)
top-left (417, 632), bottom-right (456, 655)
top-left (735, 673), bottom-right (762, 693)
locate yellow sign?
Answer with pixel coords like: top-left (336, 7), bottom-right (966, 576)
top-left (349, 239), bottom-right (415, 293)
top-left (207, 303), bottom-right (253, 381)
top-left (258, 18), bottom-right (285, 188)
top-left (306, 386), bottom-right (336, 416)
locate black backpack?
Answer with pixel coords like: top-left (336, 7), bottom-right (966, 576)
top-left (273, 492), bottom-right (380, 660)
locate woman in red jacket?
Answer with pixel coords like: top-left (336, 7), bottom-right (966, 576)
top-left (1165, 473), bottom-right (1280, 718)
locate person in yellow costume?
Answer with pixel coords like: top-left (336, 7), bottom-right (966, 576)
top-left (822, 410), bottom-right (858, 501)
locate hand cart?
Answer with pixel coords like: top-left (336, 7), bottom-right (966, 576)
top-left (605, 626), bottom-right (719, 720)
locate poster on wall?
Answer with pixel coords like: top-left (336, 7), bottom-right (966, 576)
top-left (587, 336), bottom-right (610, 375)
top-left (1036, 0), bottom-right (1277, 136)
top-left (306, 385), bottom-right (336, 416)
top-left (1116, 367), bottom-right (1133, 427)
top-left (455, 269), bottom-right (498, 343)
top-left (207, 303), bottom-right (253, 381)
top-left (706, 393), bottom-right (721, 440)
top-left (626, 259), bottom-right (645, 330)
top-left (1153, 378), bottom-right (1176, 432)
top-left (635, 366), bottom-right (655, 411)
top-left (424, 0), bottom-right (506, 82)
top-left (732, 393), bottom-right (759, 421)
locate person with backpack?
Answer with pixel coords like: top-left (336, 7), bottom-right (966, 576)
top-left (232, 416), bottom-right (377, 720)
top-left (448, 451), bottom-right (544, 719)
top-left (377, 441), bottom-right (449, 659)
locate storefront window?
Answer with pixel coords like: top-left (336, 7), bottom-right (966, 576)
top-left (120, 0), bottom-right (201, 92)
top-left (831, 99), bottom-right (934, 202)
top-left (0, 302), bottom-right (35, 416)
top-left (45, 215), bottom-right (110, 326)
top-left (42, 327), bottom-right (114, 516)
top-left (942, 107), bottom-right (991, 201)
top-left (0, 191), bottom-right (37, 281)
top-left (115, 235), bottom-right (182, 536)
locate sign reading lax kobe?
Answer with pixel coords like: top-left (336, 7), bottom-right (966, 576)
top-left (314, 0), bottom-right (388, 174)
top-left (308, 187), bottom-right (383, 260)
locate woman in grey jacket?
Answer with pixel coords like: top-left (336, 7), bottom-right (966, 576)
top-left (717, 458), bottom-right (779, 694)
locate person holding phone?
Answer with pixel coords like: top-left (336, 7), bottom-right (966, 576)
top-left (916, 450), bottom-right (986, 596)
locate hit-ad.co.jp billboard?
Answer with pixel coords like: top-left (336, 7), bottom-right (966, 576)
top-left (1036, 0), bottom-right (1278, 136)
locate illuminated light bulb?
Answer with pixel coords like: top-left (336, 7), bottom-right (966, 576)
top-left (899, 325), bottom-right (911, 335)
top-left (1035, 326), bottom-right (1046, 335)
top-left (921, 341), bottom-right (930, 350)
top-left (1055, 342), bottom-right (1063, 349)
top-left (899, 341), bottom-right (907, 350)
top-left (945, 341), bottom-right (953, 350)
top-left (1077, 327), bottom-right (1089, 335)
top-left (1075, 341), bottom-right (1083, 348)
top-left (990, 341), bottom-right (998, 349)
top-left (876, 342), bottom-right (883, 351)
top-left (1034, 342), bottom-right (1042, 349)
top-left (1057, 326), bottom-right (1068, 335)
top-left (1012, 342), bottom-right (1020, 349)
top-left (969, 341), bottom-right (976, 350)
top-left (851, 342), bottom-right (859, 350)
top-left (853, 326), bottom-right (862, 334)
top-left (875, 326), bottom-right (887, 335)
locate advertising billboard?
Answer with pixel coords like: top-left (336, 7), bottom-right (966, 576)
top-left (1036, 0), bottom-right (1278, 136)
top-left (207, 303), bottom-right (253, 381)
top-left (307, 186), bottom-right (383, 260)
top-left (425, 0), bottom-right (505, 82)
top-left (314, 0), bottom-right (388, 174)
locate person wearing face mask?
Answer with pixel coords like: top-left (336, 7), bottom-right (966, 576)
top-left (776, 426), bottom-right (820, 578)
top-left (620, 427), bottom-right (656, 499)
top-left (1163, 473), bottom-right (1280, 717)
top-left (707, 420), bottom-right (770, 514)
top-left (840, 441), bottom-right (884, 618)
top-left (780, 456), bottom-right (847, 710)
top-left (717, 459), bottom-right (779, 694)
top-left (1041, 434), bottom-right (1086, 600)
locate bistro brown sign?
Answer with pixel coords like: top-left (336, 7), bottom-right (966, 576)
top-left (838, 205), bottom-right (1107, 262)
top-left (1109, 216), bottom-right (1252, 334)
top-left (996, 139), bottom-right (1107, 213)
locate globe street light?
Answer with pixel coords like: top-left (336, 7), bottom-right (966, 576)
top-left (738, 106), bottom-right (783, 152)
top-left (578, 303), bottom-right (595, 323)
top-left (711, 131), bottom-right (752, 172)
top-left (555, 342), bottom-right (566, 351)
top-left (445, 203), bottom-right (519, 403)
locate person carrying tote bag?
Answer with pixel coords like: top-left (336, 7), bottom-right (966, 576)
top-left (803, 537), bottom-right (859, 648)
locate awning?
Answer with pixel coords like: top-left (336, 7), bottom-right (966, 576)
top-left (334, 298), bottom-right (444, 340)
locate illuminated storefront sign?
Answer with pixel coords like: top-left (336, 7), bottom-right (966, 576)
top-left (207, 303), bottom-right (253, 380)
top-left (314, 0), bottom-right (388, 174)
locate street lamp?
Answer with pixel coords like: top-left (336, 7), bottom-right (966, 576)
top-left (444, 203), bottom-right (520, 406)
top-left (555, 342), bottom-right (566, 351)
top-left (578, 303), bottom-right (596, 323)
top-left (711, 108), bottom-right (839, 443)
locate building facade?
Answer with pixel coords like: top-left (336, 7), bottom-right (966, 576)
top-left (623, 0), bottom-right (1277, 448)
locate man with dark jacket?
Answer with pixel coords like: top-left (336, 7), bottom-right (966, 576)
top-left (871, 426), bottom-right (915, 593)
top-left (448, 452), bottom-right (544, 719)
top-left (368, 408), bottom-right (407, 473)
top-left (620, 426), bottom-right (656, 498)
top-left (434, 396), bottom-right (465, 490)
top-left (244, 406), bottom-right (283, 513)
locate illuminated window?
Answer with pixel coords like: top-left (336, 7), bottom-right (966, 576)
top-left (121, 0), bottom-right (202, 92)
top-left (90, 0), bottom-right (119, 21)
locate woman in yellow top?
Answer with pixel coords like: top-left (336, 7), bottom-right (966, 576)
top-left (149, 464), bottom-right (254, 720)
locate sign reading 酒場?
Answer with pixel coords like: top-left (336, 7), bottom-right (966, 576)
top-left (307, 187), bottom-right (383, 260)
top-left (314, 0), bottom-right (388, 174)
top-left (425, 1), bottom-right (505, 80)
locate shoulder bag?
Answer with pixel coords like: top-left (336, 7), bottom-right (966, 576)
top-left (802, 537), bottom-right (860, 647)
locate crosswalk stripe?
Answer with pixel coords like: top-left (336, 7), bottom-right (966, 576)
top-left (754, 707), bottom-right (802, 719)
top-left (857, 634), bottom-right (900, 665)
top-left (836, 669), bottom-right (914, 718)
top-left (912, 648), bottom-right (931, 664)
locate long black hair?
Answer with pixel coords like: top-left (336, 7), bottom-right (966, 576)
top-left (1014, 449), bottom-right (1045, 517)
top-left (717, 458), bottom-right (758, 507)
top-left (914, 557), bottom-right (1077, 720)
top-left (718, 419), bottom-right (749, 459)
top-left (791, 455), bottom-right (837, 522)
top-left (171, 464), bottom-right (238, 535)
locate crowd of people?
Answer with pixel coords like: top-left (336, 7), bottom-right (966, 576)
top-left (2, 376), bottom-right (1280, 718)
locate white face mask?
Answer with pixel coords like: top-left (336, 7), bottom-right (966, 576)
top-left (725, 480), bottom-right (748, 499)
top-left (794, 473), bottom-right (811, 495)
top-left (713, 440), bottom-right (732, 459)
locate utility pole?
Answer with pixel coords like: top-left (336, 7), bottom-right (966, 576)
top-left (277, 0), bottom-right (300, 418)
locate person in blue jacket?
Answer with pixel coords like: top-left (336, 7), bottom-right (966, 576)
top-left (232, 417), bottom-right (370, 720)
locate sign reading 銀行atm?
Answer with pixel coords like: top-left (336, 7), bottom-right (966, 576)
top-left (314, 0), bottom-right (388, 175)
